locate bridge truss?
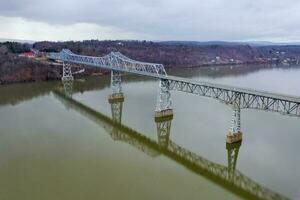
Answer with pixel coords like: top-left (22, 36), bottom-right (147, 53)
top-left (48, 49), bottom-right (300, 118)
top-left (48, 49), bottom-right (167, 78)
top-left (165, 77), bottom-right (300, 117)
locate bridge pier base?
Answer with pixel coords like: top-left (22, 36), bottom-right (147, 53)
top-left (108, 93), bottom-right (124, 104)
top-left (155, 79), bottom-right (173, 120)
top-left (226, 132), bottom-right (242, 144)
top-left (226, 98), bottom-right (242, 144)
top-left (155, 109), bottom-right (173, 120)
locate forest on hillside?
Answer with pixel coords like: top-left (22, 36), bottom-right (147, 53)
top-left (1, 40), bottom-right (300, 84)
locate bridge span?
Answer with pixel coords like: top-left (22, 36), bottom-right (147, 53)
top-left (47, 49), bottom-right (300, 143)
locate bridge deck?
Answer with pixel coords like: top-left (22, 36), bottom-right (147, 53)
top-left (166, 75), bottom-right (300, 103)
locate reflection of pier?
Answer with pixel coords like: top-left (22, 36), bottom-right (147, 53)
top-left (54, 90), bottom-right (160, 157)
top-left (62, 78), bottom-right (74, 97)
top-left (54, 90), bottom-right (288, 200)
top-left (155, 113), bottom-right (173, 148)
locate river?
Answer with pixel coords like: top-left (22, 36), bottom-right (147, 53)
top-left (0, 64), bottom-right (300, 200)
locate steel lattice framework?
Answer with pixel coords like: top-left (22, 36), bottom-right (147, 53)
top-left (165, 77), bottom-right (300, 117)
top-left (48, 49), bottom-right (300, 117)
top-left (111, 70), bottom-right (122, 94)
top-left (62, 62), bottom-right (73, 81)
top-left (156, 79), bottom-right (172, 111)
top-left (48, 49), bottom-right (167, 77)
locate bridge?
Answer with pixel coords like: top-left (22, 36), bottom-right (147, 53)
top-left (53, 89), bottom-right (288, 200)
top-left (47, 49), bottom-right (300, 143)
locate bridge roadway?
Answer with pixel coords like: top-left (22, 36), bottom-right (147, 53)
top-left (166, 75), bottom-right (300, 103)
top-left (53, 89), bottom-right (288, 200)
top-left (165, 75), bottom-right (300, 116)
top-left (48, 49), bottom-right (300, 117)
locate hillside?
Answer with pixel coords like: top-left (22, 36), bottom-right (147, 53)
top-left (1, 40), bottom-right (300, 84)
top-left (34, 40), bottom-right (300, 66)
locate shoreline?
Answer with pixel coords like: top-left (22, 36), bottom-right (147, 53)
top-left (0, 62), bottom-right (298, 86)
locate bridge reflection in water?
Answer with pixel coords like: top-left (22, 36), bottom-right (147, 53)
top-left (54, 80), bottom-right (289, 200)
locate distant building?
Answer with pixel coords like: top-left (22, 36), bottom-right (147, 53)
top-left (117, 42), bottom-right (124, 46)
top-left (19, 50), bottom-right (36, 58)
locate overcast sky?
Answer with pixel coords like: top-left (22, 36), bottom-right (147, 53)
top-left (1, 0), bottom-right (300, 42)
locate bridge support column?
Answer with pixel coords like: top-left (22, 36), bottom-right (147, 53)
top-left (62, 62), bottom-right (73, 81)
top-left (226, 140), bottom-right (242, 181)
top-left (227, 96), bottom-right (242, 143)
top-left (108, 70), bottom-right (124, 103)
top-left (155, 79), bottom-right (173, 120)
top-left (155, 113), bottom-right (173, 148)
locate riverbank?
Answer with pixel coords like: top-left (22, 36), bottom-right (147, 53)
top-left (1, 40), bottom-right (300, 85)
top-left (0, 53), bottom-right (106, 85)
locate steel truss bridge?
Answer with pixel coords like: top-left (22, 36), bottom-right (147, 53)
top-left (48, 49), bottom-right (300, 142)
top-left (53, 89), bottom-right (288, 200)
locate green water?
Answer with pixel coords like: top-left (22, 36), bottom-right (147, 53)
top-left (1, 65), bottom-right (300, 200)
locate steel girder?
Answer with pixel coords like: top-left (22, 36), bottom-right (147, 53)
top-left (48, 49), bottom-right (167, 78)
top-left (166, 79), bottom-right (300, 117)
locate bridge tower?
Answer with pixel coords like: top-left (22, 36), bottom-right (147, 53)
top-left (62, 62), bottom-right (73, 81)
top-left (227, 94), bottom-right (242, 143)
top-left (226, 140), bottom-right (242, 181)
top-left (108, 70), bottom-right (124, 103)
top-left (155, 111), bottom-right (173, 149)
top-left (155, 79), bottom-right (173, 121)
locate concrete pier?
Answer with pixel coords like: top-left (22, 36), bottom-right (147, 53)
top-left (155, 109), bottom-right (173, 122)
top-left (226, 132), bottom-right (242, 144)
top-left (108, 93), bottom-right (124, 103)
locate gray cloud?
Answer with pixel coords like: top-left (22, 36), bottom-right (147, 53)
top-left (1, 0), bottom-right (300, 41)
